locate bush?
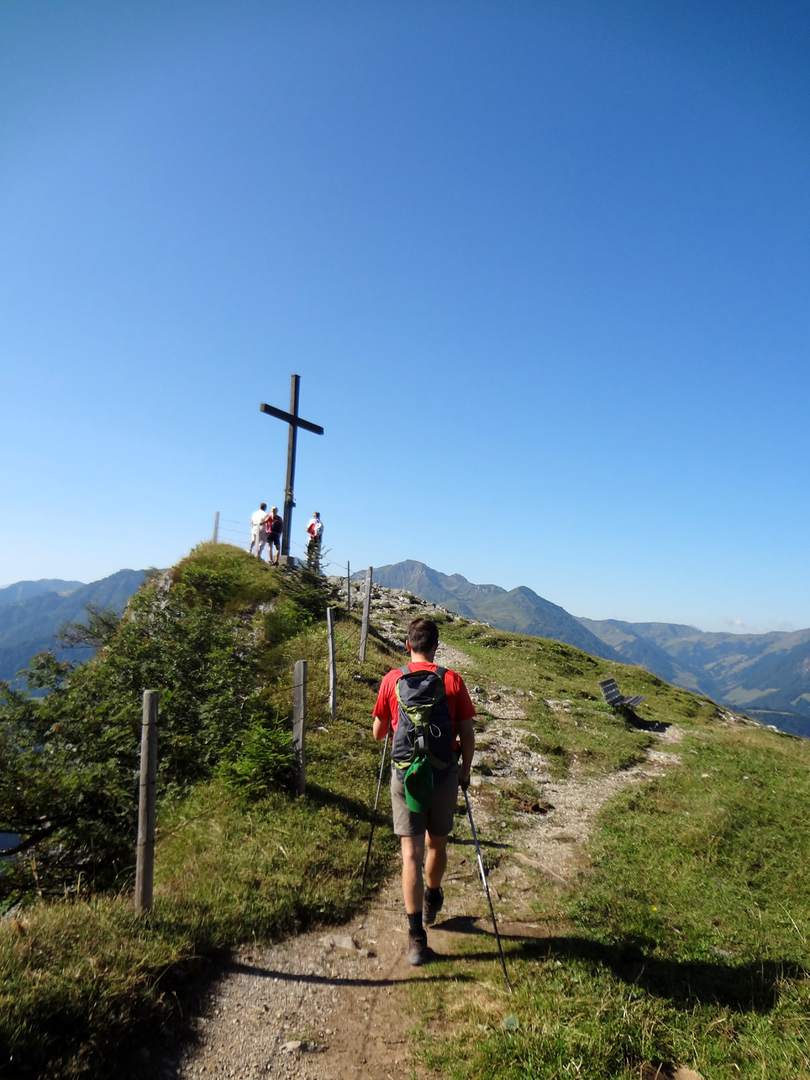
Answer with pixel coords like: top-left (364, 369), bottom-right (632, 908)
top-left (0, 547), bottom-right (327, 902)
top-left (263, 597), bottom-right (313, 645)
top-left (220, 712), bottom-right (294, 799)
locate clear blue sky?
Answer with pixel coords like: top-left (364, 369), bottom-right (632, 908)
top-left (2, 1), bottom-right (808, 633)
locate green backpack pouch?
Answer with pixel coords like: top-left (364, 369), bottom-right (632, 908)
top-left (402, 753), bottom-right (434, 813)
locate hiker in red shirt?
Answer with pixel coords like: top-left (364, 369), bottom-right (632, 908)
top-left (372, 617), bottom-right (475, 966)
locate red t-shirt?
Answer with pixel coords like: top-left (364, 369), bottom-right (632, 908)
top-left (372, 663), bottom-right (475, 743)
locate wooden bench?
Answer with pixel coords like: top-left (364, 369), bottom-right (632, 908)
top-left (599, 678), bottom-right (645, 711)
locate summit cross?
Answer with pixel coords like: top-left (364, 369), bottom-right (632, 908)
top-left (260, 374), bottom-right (324, 559)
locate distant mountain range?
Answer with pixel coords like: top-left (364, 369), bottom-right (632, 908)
top-left (0, 579), bottom-right (85, 607)
top-left (369, 560), bottom-right (810, 738)
top-left (4, 560), bottom-right (809, 738)
top-left (368, 560), bottom-right (619, 661)
top-left (0, 571), bottom-right (146, 684)
top-left (579, 617), bottom-right (810, 738)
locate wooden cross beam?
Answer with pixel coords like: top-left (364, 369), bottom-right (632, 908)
top-left (260, 374), bottom-right (324, 558)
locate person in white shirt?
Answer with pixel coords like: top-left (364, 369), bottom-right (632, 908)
top-left (249, 503), bottom-right (269, 556)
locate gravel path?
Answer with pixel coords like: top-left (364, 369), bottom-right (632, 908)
top-left (170, 878), bottom-right (421, 1079)
top-left (168, 588), bottom-right (686, 1078)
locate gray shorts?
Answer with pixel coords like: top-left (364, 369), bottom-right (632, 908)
top-left (390, 763), bottom-right (459, 838)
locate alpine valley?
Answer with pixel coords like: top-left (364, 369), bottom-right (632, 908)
top-left (2, 559), bottom-right (808, 737)
top-left (0, 571), bottom-right (146, 685)
top-left (368, 560), bottom-right (810, 738)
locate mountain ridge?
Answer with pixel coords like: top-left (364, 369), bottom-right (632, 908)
top-left (0, 569), bottom-right (147, 683)
top-left (366, 560), bottom-right (810, 737)
top-left (581, 615), bottom-right (810, 735)
top-left (0, 578), bottom-right (84, 607)
top-left (3, 557), bottom-right (809, 737)
top-left (366, 560), bottom-right (620, 661)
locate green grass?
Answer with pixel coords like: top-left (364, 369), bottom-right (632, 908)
top-left (4, 568), bottom-right (808, 1078)
top-left (0, 774), bottom-right (393, 1076)
top-left (436, 617), bottom-right (715, 778)
top-left (413, 624), bottom-right (810, 1080)
top-left (0, 551), bottom-right (399, 1078)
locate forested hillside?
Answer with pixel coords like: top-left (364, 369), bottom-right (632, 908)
top-left (0, 570), bottom-right (146, 685)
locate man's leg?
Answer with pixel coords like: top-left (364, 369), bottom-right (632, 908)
top-left (423, 767), bottom-right (458, 925)
top-left (391, 768), bottom-right (432, 965)
top-left (400, 833), bottom-right (432, 964)
top-left (400, 834), bottom-right (425, 914)
top-left (424, 832), bottom-right (448, 889)
top-left (423, 832), bottom-right (448, 925)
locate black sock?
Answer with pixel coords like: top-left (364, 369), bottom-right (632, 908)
top-left (425, 886), bottom-right (442, 902)
top-left (407, 912), bottom-right (424, 937)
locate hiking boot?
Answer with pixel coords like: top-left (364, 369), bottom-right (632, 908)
top-left (423, 886), bottom-right (444, 926)
top-left (407, 933), bottom-right (431, 966)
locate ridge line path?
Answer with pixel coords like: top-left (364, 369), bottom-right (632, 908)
top-left (168, 596), bottom-right (683, 1080)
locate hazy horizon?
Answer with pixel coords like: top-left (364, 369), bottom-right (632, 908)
top-left (1, 557), bottom-right (804, 637)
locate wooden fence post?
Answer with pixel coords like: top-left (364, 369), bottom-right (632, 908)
top-left (346, 561), bottom-right (352, 611)
top-left (326, 608), bottom-right (337, 721)
top-left (358, 566), bottom-right (373, 663)
top-left (212, 511), bottom-right (220, 543)
top-left (292, 660), bottom-right (307, 795)
top-left (135, 690), bottom-right (158, 914)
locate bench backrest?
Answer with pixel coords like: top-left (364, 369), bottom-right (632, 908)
top-left (598, 678), bottom-right (623, 706)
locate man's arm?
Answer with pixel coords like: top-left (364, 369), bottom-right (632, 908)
top-left (458, 716), bottom-right (475, 788)
top-left (372, 674), bottom-right (392, 741)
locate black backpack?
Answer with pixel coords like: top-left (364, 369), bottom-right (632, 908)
top-left (392, 666), bottom-right (455, 774)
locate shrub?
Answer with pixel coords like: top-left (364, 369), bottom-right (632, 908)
top-left (0, 548), bottom-right (327, 902)
top-left (219, 711), bottom-right (294, 800)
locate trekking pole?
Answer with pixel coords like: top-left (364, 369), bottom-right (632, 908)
top-left (361, 732), bottom-right (389, 891)
top-left (463, 787), bottom-right (513, 993)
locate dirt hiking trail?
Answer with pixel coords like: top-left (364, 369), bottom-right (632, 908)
top-left (167, 595), bottom-right (683, 1079)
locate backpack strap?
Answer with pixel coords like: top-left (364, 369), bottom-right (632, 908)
top-left (434, 666), bottom-right (447, 679)
top-left (400, 665), bottom-right (410, 676)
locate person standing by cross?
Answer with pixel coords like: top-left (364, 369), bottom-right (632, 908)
top-left (248, 502), bottom-right (268, 556)
top-left (263, 506), bottom-right (284, 565)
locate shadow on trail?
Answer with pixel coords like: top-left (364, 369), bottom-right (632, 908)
top-left (450, 835), bottom-right (512, 850)
top-left (304, 783), bottom-right (379, 824)
top-left (623, 708), bottom-right (670, 733)
top-left (433, 916), bottom-right (806, 1012)
top-left (142, 947), bottom-right (474, 1080)
top-left (227, 958), bottom-right (473, 989)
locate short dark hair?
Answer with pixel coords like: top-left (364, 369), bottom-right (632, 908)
top-left (407, 618), bottom-right (439, 654)
top-left (260, 502), bottom-right (267, 510)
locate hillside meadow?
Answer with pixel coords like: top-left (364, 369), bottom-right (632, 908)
top-left (413, 618), bottom-right (810, 1079)
top-left (0, 545), bottom-right (807, 1078)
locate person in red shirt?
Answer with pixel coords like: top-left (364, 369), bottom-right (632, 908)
top-left (372, 617), bottom-right (475, 965)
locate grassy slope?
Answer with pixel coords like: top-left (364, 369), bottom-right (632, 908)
top-left (0, 546), bottom-right (399, 1078)
top-left (417, 618), bottom-right (810, 1079)
top-left (2, 564), bottom-right (807, 1078)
